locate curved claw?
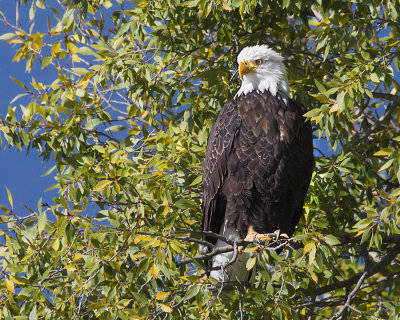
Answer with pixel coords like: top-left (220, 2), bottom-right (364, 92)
top-left (244, 226), bottom-right (273, 243)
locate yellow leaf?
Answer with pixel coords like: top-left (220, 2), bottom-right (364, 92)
top-left (0, 205), bottom-right (11, 215)
top-left (303, 242), bottom-right (315, 254)
top-left (53, 238), bottom-right (60, 251)
top-left (8, 274), bottom-right (26, 285)
top-left (66, 42), bottom-right (79, 54)
top-left (156, 291), bottom-right (169, 300)
top-left (8, 39), bottom-right (24, 44)
top-left (73, 253), bottom-right (84, 261)
top-left (354, 229), bottom-right (366, 237)
top-left (160, 303), bottom-right (173, 313)
top-left (75, 78), bottom-right (90, 89)
top-left (52, 41), bottom-right (61, 56)
top-left (5, 278), bottom-right (14, 293)
top-left (246, 256), bottom-right (256, 271)
top-left (151, 264), bottom-right (159, 278)
top-left (6, 188), bottom-right (13, 210)
top-left (32, 41), bottom-right (41, 51)
top-left (311, 273), bottom-right (318, 282)
top-left (180, 275), bottom-right (200, 283)
top-left (244, 246), bottom-right (259, 253)
top-left (141, 110), bottom-right (149, 119)
top-left (329, 104), bottom-right (339, 113)
top-left (65, 264), bottom-right (77, 271)
top-left (374, 148), bottom-right (394, 156)
top-left (162, 204), bottom-right (169, 216)
top-left (134, 235), bottom-right (155, 244)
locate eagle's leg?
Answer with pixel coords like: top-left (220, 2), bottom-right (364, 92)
top-left (238, 226), bottom-right (262, 253)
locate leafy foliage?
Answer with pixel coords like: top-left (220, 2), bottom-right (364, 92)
top-left (0, 0), bottom-right (400, 319)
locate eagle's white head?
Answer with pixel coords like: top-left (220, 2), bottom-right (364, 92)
top-left (236, 45), bottom-right (288, 99)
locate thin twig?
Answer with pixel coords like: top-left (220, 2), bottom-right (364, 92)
top-left (329, 272), bottom-right (367, 320)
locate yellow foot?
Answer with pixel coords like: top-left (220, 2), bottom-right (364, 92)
top-left (254, 233), bottom-right (273, 241)
top-left (244, 226), bottom-right (273, 243)
top-left (274, 230), bottom-right (289, 239)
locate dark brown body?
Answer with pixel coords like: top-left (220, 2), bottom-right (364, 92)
top-left (202, 91), bottom-right (314, 245)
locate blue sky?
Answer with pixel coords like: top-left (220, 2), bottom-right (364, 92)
top-left (0, 2), bottom-right (57, 216)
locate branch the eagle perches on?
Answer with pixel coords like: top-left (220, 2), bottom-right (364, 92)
top-left (173, 227), bottom-right (400, 297)
top-left (174, 226), bottom-right (301, 269)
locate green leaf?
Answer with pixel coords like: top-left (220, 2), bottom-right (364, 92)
top-left (184, 284), bottom-right (200, 301)
top-left (365, 88), bottom-right (374, 99)
top-left (337, 91), bottom-right (346, 111)
top-left (86, 118), bottom-right (101, 130)
top-left (0, 33), bottom-right (15, 40)
top-left (231, 0), bottom-right (242, 8)
top-left (189, 176), bottom-right (202, 186)
top-left (324, 234), bottom-right (340, 246)
top-left (174, 199), bottom-right (196, 209)
top-left (378, 159), bottom-right (394, 172)
top-left (29, 305), bottom-right (37, 320)
top-left (79, 46), bottom-right (95, 55)
top-left (303, 108), bottom-right (321, 118)
top-left (309, 246), bottom-right (316, 266)
top-left (10, 77), bottom-right (28, 90)
top-left (41, 165), bottom-right (56, 177)
top-left (282, 0), bottom-right (290, 9)
top-left (87, 301), bottom-right (107, 309)
top-left (106, 125), bottom-right (126, 132)
top-left (93, 180), bottom-right (113, 192)
top-left (353, 218), bottom-right (374, 230)
top-left (38, 211), bottom-right (47, 234)
top-left (315, 80), bottom-right (326, 93)
top-left (370, 73), bottom-right (379, 83)
top-left (71, 67), bottom-right (89, 75)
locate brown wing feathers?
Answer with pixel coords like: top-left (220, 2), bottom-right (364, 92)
top-left (202, 90), bottom-right (314, 245)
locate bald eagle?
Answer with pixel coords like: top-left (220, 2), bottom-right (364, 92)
top-left (201, 45), bottom-right (314, 282)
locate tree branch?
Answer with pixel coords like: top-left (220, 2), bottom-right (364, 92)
top-left (176, 244), bottom-right (240, 267)
top-left (372, 92), bottom-right (400, 104)
top-left (313, 243), bottom-right (400, 296)
top-left (329, 272), bottom-right (367, 319)
top-left (340, 232), bottom-right (400, 245)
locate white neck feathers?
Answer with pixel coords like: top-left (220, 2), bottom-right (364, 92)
top-left (236, 65), bottom-right (288, 99)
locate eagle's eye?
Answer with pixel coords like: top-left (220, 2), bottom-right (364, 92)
top-left (255, 59), bottom-right (263, 65)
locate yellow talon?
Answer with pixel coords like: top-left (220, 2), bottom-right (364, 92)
top-left (244, 226), bottom-right (273, 242)
top-left (274, 230), bottom-right (289, 239)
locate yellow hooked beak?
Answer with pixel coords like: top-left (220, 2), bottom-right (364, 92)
top-left (239, 60), bottom-right (257, 79)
